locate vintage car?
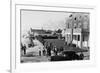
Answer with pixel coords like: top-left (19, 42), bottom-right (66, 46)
top-left (50, 51), bottom-right (82, 61)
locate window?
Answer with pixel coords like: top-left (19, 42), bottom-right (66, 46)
top-left (73, 35), bottom-right (76, 40)
top-left (78, 35), bottom-right (80, 41)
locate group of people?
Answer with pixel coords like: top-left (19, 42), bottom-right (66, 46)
top-left (39, 42), bottom-right (64, 57)
top-left (21, 41), bottom-right (85, 60)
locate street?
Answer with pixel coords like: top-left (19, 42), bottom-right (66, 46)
top-left (21, 56), bottom-right (50, 63)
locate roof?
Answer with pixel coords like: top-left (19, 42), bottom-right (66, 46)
top-left (31, 29), bottom-right (46, 34)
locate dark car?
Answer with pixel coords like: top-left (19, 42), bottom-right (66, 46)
top-left (62, 51), bottom-right (80, 60)
top-left (50, 51), bottom-right (80, 61)
top-left (68, 43), bottom-right (76, 47)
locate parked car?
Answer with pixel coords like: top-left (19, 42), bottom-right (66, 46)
top-left (68, 43), bottom-right (76, 47)
top-left (50, 51), bottom-right (80, 61)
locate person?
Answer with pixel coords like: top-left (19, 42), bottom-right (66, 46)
top-left (51, 49), bottom-right (55, 56)
top-left (43, 47), bottom-right (46, 56)
top-left (39, 51), bottom-right (41, 56)
top-left (54, 46), bottom-right (57, 56)
top-left (21, 43), bottom-right (24, 55)
top-left (39, 47), bottom-right (41, 56)
top-left (48, 45), bottom-right (51, 56)
top-left (23, 44), bottom-right (26, 55)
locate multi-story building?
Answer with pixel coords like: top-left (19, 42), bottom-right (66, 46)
top-left (62, 13), bottom-right (89, 49)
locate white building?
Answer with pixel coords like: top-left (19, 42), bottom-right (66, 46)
top-left (64, 28), bottom-right (89, 48)
top-left (63, 13), bottom-right (89, 49)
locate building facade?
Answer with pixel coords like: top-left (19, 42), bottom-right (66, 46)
top-left (63, 13), bottom-right (89, 49)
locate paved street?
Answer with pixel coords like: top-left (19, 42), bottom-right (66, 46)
top-left (21, 56), bottom-right (50, 63)
top-left (21, 50), bottom-right (89, 63)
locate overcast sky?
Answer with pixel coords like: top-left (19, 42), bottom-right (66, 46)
top-left (21, 10), bottom-right (71, 35)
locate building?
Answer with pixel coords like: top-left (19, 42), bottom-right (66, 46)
top-left (30, 28), bottom-right (46, 36)
top-left (29, 28), bottom-right (53, 38)
top-left (63, 13), bottom-right (89, 49)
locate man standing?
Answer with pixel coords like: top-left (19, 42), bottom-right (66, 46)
top-left (48, 46), bottom-right (51, 56)
top-left (43, 47), bottom-right (46, 56)
top-left (54, 46), bottom-right (57, 56)
top-left (23, 44), bottom-right (26, 55)
top-left (39, 47), bottom-right (41, 56)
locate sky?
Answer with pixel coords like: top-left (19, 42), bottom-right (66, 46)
top-left (21, 10), bottom-right (71, 36)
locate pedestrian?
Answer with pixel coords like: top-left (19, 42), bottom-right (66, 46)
top-left (45, 43), bottom-right (48, 56)
top-left (54, 46), bottom-right (57, 56)
top-left (43, 47), bottom-right (46, 56)
top-left (23, 44), bottom-right (26, 55)
top-left (51, 49), bottom-right (54, 56)
top-left (39, 47), bottom-right (41, 56)
top-left (48, 46), bottom-right (51, 56)
top-left (39, 51), bottom-right (41, 56)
